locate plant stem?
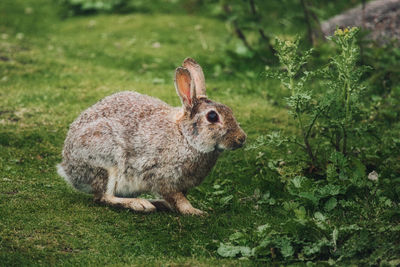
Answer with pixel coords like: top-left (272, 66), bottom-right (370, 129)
top-left (299, 113), bottom-right (316, 165)
top-left (343, 45), bottom-right (353, 155)
top-left (342, 126), bottom-right (347, 155)
top-left (289, 72), bottom-right (316, 165)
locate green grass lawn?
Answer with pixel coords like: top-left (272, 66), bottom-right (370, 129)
top-left (2, 1), bottom-right (400, 266)
top-left (0, 1), bottom-right (283, 265)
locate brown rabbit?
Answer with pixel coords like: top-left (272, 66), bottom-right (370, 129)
top-left (57, 58), bottom-right (246, 215)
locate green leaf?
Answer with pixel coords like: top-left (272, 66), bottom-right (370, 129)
top-left (294, 206), bottom-right (307, 221)
top-left (229, 232), bottom-right (246, 245)
top-left (254, 188), bottom-right (261, 199)
top-left (229, 232), bottom-right (244, 241)
top-left (324, 197), bottom-right (337, 211)
top-left (298, 192), bottom-right (319, 205)
top-left (213, 190), bottom-right (226, 196)
top-left (220, 195), bottom-right (233, 206)
top-left (257, 224), bottom-right (271, 234)
top-left (213, 184), bottom-right (221, 190)
top-left (239, 246), bottom-right (253, 258)
top-left (352, 158), bottom-right (366, 180)
top-left (332, 228), bottom-right (339, 250)
top-left (217, 243), bottom-right (252, 258)
top-left (317, 184), bottom-right (340, 197)
top-left (314, 212), bottom-right (326, 222)
top-left (292, 176), bottom-right (306, 188)
top-left (217, 243), bottom-right (241, 258)
top-left (276, 237), bottom-right (294, 258)
top-left (303, 238), bottom-right (330, 256)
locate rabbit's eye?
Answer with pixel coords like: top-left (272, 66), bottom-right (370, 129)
top-left (206, 111), bottom-right (219, 123)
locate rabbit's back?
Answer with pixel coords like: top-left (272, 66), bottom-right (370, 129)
top-left (70, 91), bottom-right (170, 131)
top-left (64, 91), bottom-right (174, 161)
top-left (62, 91), bottom-right (172, 162)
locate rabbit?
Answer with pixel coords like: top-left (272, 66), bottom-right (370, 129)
top-left (57, 58), bottom-right (246, 215)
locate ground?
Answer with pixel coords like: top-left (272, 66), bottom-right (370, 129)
top-left (3, 1), bottom-right (399, 266)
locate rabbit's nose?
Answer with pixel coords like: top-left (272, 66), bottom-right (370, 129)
top-left (239, 134), bottom-right (247, 144)
top-left (233, 133), bottom-right (247, 149)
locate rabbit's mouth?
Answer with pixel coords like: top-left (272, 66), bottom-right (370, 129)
top-left (216, 137), bottom-right (246, 151)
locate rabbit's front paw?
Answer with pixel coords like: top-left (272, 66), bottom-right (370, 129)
top-left (128, 198), bottom-right (157, 213)
top-left (178, 206), bottom-right (205, 216)
top-left (164, 192), bottom-right (206, 216)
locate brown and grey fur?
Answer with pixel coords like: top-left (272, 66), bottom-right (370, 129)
top-left (57, 58), bottom-right (246, 215)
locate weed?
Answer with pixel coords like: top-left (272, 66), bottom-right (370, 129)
top-left (218, 28), bottom-right (400, 264)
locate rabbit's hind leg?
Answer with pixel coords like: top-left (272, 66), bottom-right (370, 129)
top-left (95, 167), bottom-right (156, 213)
top-left (98, 195), bottom-right (156, 213)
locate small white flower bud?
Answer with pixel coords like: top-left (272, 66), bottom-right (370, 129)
top-left (368, 171), bottom-right (379, 181)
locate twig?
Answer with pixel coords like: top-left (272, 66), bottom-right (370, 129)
top-left (300, 0), bottom-right (323, 45)
top-left (301, 0), bottom-right (314, 45)
top-left (309, 4), bottom-right (323, 41)
top-left (223, 4), bottom-right (253, 52)
top-left (233, 20), bottom-right (254, 51)
top-left (305, 108), bottom-right (322, 139)
top-left (287, 138), bottom-right (307, 150)
top-left (249, 0), bottom-right (275, 54)
top-left (297, 111), bottom-right (316, 165)
top-left (249, 0), bottom-right (256, 15)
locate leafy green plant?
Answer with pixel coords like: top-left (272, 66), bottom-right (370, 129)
top-left (218, 28), bottom-right (400, 264)
top-left (267, 27), bottom-right (373, 175)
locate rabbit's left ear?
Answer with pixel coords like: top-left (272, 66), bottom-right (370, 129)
top-left (175, 67), bottom-right (197, 110)
top-left (183, 58), bottom-right (206, 97)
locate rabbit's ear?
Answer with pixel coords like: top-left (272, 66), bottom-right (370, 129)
top-left (183, 58), bottom-right (206, 97)
top-left (175, 67), bottom-right (197, 109)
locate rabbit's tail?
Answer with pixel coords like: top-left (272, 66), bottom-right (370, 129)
top-left (57, 163), bottom-right (74, 187)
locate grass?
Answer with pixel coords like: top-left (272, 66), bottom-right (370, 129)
top-left (0, 1), bottom-right (284, 265)
top-left (3, 1), bottom-right (399, 265)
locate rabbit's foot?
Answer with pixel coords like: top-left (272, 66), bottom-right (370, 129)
top-left (179, 206), bottom-right (205, 216)
top-left (163, 192), bottom-right (205, 216)
top-left (127, 198), bottom-right (157, 212)
top-left (98, 195), bottom-right (156, 213)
